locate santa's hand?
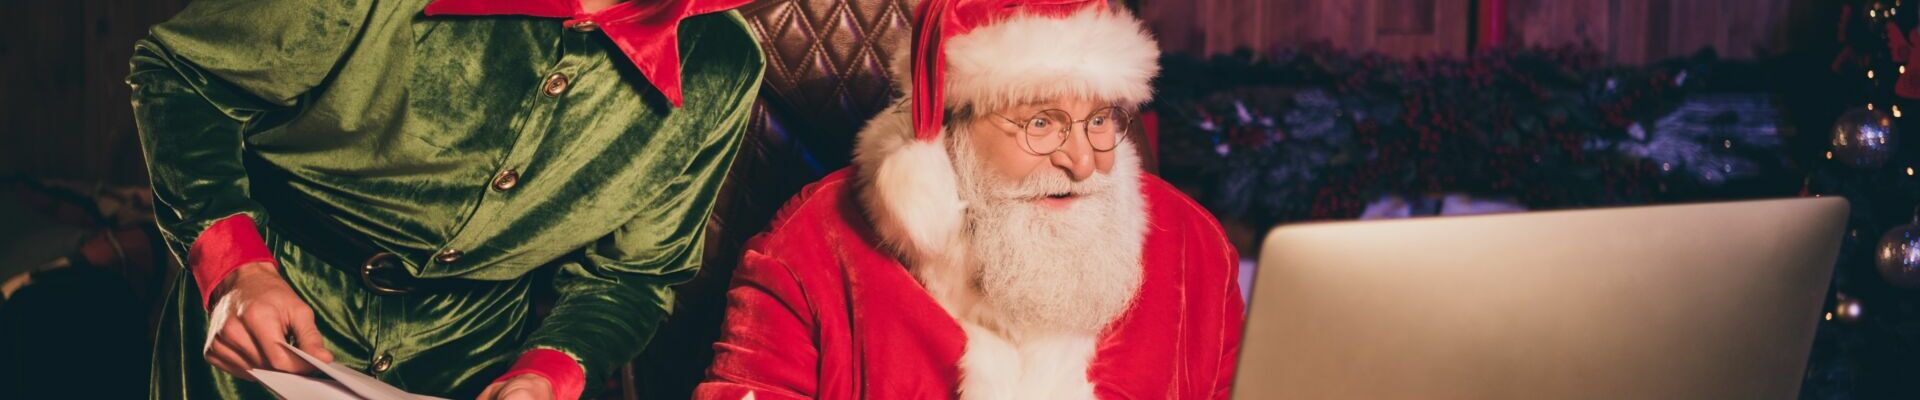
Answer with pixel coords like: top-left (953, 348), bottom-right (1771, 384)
top-left (478, 374), bottom-right (555, 400)
top-left (203, 262), bottom-right (332, 380)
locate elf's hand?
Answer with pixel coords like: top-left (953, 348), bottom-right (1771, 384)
top-left (203, 262), bottom-right (332, 380)
top-left (478, 373), bottom-right (555, 400)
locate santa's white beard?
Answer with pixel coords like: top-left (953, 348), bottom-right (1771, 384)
top-left (949, 129), bottom-right (1148, 336)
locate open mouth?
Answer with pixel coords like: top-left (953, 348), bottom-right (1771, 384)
top-left (1033, 192), bottom-right (1081, 209)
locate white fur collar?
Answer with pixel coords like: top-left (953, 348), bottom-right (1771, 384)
top-left (957, 322), bottom-right (1101, 400)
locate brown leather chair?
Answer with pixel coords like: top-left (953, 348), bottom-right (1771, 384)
top-left (616, 0), bottom-right (916, 398)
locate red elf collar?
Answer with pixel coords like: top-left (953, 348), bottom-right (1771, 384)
top-left (424, 0), bottom-right (752, 107)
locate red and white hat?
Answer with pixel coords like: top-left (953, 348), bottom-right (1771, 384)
top-left (854, 0), bottom-right (1160, 260)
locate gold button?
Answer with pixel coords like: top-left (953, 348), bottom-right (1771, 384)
top-left (369, 353), bottom-right (393, 375)
top-left (570, 20), bottom-right (598, 32)
top-left (491, 169), bottom-right (521, 192)
top-left (542, 73), bottom-right (569, 97)
top-left (434, 248), bottom-right (463, 264)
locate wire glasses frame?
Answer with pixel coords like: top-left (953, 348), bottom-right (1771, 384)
top-left (994, 106), bottom-right (1132, 156)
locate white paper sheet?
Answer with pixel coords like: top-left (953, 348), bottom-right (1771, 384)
top-left (253, 370), bottom-right (362, 400)
top-left (249, 342), bottom-right (448, 400)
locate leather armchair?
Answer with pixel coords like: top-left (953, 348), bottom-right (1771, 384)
top-left (619, 0), bottom-right (916, 398)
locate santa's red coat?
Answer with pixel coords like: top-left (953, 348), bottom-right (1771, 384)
top-left (694, 168), bottom-right (1246, 399)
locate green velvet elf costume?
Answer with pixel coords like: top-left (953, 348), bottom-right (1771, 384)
top-left (130, 0), bottom-right (763, 398)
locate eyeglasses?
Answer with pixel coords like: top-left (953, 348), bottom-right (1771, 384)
top-left (994, 106), bottom-right (1131, 155)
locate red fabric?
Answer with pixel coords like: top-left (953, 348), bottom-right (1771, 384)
top-left (1141, 110), bottom-right (1160, 159)
top-left (188, 214), bottom-right (277, 310)
top-left (1475, 0), bottom-right (1506, 50)
top-left (496, 348), bottom-right (587, 400)
top-left (1888, 23), bottom-right (1920, 99)
top-left (910, 0), bottom-right (1108, 142)
top-left (694, 169), bottom-right (1246, 399)
top-left (423, 0), bottom-right (751, 107)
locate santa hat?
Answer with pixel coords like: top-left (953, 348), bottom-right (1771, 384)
top-left (853, 0), bottom-right (1160, 262)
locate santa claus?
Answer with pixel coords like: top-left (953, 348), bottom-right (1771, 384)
top-left (695, 0), bottom-right (1244, 399)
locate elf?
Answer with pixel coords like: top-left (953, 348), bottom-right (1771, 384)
top-left (130, 0), bottom-right (763, 398)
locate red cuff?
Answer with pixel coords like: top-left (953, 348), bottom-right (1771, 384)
top-left (187, 214), bottom-right (277, 310)
top-left (497, 349), bottom-right (586, 400)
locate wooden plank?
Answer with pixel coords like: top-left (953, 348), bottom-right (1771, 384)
top-left (2, 0), bottom-right (87, 181)
top-left (1139, 0), bottom-right (1200, 54)
top-left (1373, 0), bottom-right (1469, 57)
top-left (1612, 0), bottom-right (1649, 64)
top-left (1379, 0), bottom-right (1438, 35)
top-left (1645, 0), bottom-right (1670, 60)
top-left (1667, 0), bottom-right (1713, 58)
top-left (3, 0), bottom-right (187, 184)
top-left (1505, 0), bottom-right (1613, 52)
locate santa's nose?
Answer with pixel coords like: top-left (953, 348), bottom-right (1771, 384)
top-left (1050, 126), bottom-right (1097, 181)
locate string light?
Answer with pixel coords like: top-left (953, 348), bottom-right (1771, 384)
top-left (1826, 312), bottom-right (1834, 321)
top-left (1872, 10), bottom-right (1879, 18)
top-left (1828, 151), bottom-right (1836, 160)
top-left (1907, 167), bottom-right (1914, 176)
top-left (1869, 103), bottom-right (1876, 110)
top-left (1897, 105), bottom-right (1906, 118)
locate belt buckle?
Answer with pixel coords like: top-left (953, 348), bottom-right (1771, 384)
top-left (359, 252), bottom-right (414, 295)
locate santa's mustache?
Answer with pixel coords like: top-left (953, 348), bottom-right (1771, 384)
top-left (986, 165), bottom-right (1119, 202)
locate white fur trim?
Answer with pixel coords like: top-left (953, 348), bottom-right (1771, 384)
top-left (957, 322), bottom-right (1023, 400)
top-left (957, 322), bottom-right (1100, 400)
top-left (853, 100), bottom-right (967, 262)
top-left (943, 9), bottom-right (1160, 112)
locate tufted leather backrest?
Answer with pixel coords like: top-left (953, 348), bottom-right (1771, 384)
top-left (619, 0), bottom-right (915, 398)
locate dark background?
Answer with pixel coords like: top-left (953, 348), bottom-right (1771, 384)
top-left (5, 0), bottom-right (1909, 399)
top-left (3, 0), bottom-right (1813, 186)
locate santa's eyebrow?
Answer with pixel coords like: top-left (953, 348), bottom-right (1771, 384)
top-left (1003, 102), bottom-right (1049, 113)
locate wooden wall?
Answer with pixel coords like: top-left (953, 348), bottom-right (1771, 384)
top-left (1141, 0), bottom-right (1802, 64)
top-left (0, 0), bottom-right (1830, 184)
top-left (2, 0), bottom-right (190, 185)
top-left (1143, 0), bottom-right (1471, 58)
top-left (1502, 0), bottom-right (1795, 64)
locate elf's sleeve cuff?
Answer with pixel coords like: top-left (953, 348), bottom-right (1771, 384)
top-left (187, 214), bottom-right (277, 310)
top-left (496, 348), bottom-right (586, 400)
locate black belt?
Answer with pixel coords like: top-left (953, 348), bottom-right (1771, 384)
top-left (247, 156), bottom-right (443, 296)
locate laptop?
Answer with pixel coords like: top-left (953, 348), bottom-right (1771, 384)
top-left (1234, 198), bottom-right (1848, 399)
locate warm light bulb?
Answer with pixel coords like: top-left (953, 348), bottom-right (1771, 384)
top-left (1872, 10), bottom-right (1880, 18)
top-left (1826, 312), bottom-right (1834, 321)
top-left (1897, 105), bottom-right (1906, 118)
top-left (1828, 151), bottom-right (1835, 160)
top-left (1870, 103), bottom-right (1876, 110)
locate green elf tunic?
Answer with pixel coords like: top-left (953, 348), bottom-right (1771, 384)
top-left (130, 0), bottom-right (763, 398)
